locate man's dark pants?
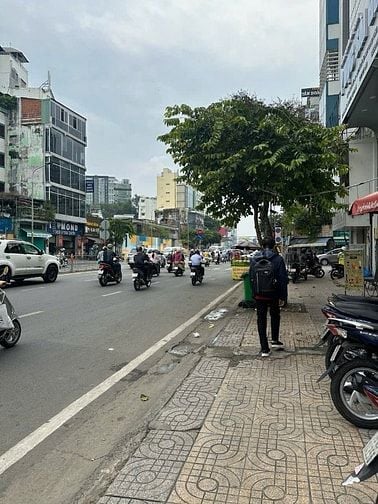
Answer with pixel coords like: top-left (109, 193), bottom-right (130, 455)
top-left (255, 298), bottom-right (280, 352)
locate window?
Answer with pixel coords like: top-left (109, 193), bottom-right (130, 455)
top-left (0, 124), bottom-right (4, 139)
top-left (0, 153), bottom-right (4, 168)
top-left (5, 243), bottom-right (22, 254)
top-left (22, 243), bottom-right (40, 255)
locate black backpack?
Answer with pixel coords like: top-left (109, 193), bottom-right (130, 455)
top-left (250, 256), bottom-right (277, 296)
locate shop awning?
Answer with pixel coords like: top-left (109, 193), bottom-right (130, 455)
top-left (20, 228), bottom-right (52, 239)
top-left (349, 192), bottom-right (378, 216)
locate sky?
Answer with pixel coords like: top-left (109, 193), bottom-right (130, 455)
top-left (0, 0), bottom-right (319, 237)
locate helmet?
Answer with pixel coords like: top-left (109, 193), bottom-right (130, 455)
top-left (107, 243), bottom-right (114, 249)
top-left (137, 246), bottom-right (143, 252)
top-left (102, 246), bottom-right (106, 250)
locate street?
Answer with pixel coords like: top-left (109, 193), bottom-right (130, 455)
top-left (0, 262), bottom-right (237, 504)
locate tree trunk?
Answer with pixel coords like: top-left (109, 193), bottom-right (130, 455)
top-left (252, 203), bottom-right (262, 245)
top-left (260, 202), bottom-right (273, 238)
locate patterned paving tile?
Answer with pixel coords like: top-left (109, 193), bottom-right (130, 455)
top-left (151, 358), bottom-right (229, 431)
top-left (105, 458), bottom-right (182, 501)
top-left (211, 329), bottom-right (244, 347)
top-left (167, 355), bottom-right (378, 503)
top-left (133, 430), bottom-right (196, 462)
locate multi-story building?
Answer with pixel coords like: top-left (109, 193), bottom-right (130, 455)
top-left (86, 175), bottom-right (132, 207)
top-left (157, 168), bottom-right (177, 209)
top-left (319, 0), bottom-right (341, 127)
top-left (138, 196), bottom-right (156, 221)
top-left (114, 178), bottom-right (132, 203)
top-left (301, 87), bottom-right (320, 122)
top-left (0, 46), bottom-right (87, 253)
top-left (326, 1), bottom-right (378, 273)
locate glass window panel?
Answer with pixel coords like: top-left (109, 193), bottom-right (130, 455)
top-left (65, 197), bottom-right (73, 215)
top-left (58, 194), bottom-right (66, 214)
top-left (50, 163), bottom-right (60, 184)
top-left (73, 198), bottom-right (79, 216)
top-left (71, 170), bottom-right (79, 189)
top-left (61, 167), bottom-right (70, 187)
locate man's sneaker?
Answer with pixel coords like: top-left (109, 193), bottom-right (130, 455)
top-left (260, 350), bottom-right (271, 357)
top-left (271, 340), bottom-right (284, 349)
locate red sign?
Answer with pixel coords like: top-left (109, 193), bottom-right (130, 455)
top-left (350, 192), bottom-right (378, 216)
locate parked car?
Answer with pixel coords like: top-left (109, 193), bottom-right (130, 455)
top-left (317, 248), bottom-right (344, 266)
top-left (0, 240), bottom-right (60, 283)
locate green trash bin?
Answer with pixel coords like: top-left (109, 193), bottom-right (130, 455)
top-left (242, 272), bottom-right (253, 301)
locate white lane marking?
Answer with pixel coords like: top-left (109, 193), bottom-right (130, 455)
top-left (19, 311), bottom-right (44, 319)
top-left (20, 287), bottom-right (46, 293)
top-left (84, 279), bottom-right (97, 282)
top-left (0, 281), bottom-right (241, 476)
top-left (101, 291), bottom-right (122, 297)
top-left (153, 281), bottom-right (160, 285)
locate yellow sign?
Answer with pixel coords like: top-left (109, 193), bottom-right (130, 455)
top-left (344, 250), bottom-right (364, 293)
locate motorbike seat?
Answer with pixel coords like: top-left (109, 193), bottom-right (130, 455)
top-left (326, 304), bottom-right (378, 328)
top-left (330, 294), bottom-right (378, 306)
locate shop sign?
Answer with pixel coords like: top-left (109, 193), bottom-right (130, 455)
top-left (48, 221), bottom-right (85, 236)
top-left (301, 87), bottom-right (320, 98)
top-left (0, 217), bottom-right (13, 233)
top-left (85, 221), bottom-right (100, 235)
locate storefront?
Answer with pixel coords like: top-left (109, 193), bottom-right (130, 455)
top-left (84, 219), bottom-right (102, 257)
top-left (47, 220), bottom-right (85, 255)
top-left (350, 192), bottom-right (378, 273)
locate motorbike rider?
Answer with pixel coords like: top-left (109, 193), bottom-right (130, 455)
top-left (103, 243), bottom-right (121, 277)
top-left (172, 248), bottom-right (185, 270)
top-left (190, 249), bottom-right (204, 277)
top-left (134, 246), bottom-right (152, 281)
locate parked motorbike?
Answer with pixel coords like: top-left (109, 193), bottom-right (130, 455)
top-left (343, 431), bottom-right (378, 486)
top-left (98, 259), bottom-right (122, 286)
top-left (330, 355), bottom-right (378, 429)
top-left (189, 262), bottom-right (204, 286)
top-left (173, 262), bottom-right (185, 277)
top-left (0, 267), bottom-right (21, 348)
top-left (330, 263), bottom-right (344, 280)
top-left (305, 264), bottom-right (325, 278)
top-left (318, 298), bottom-right (378, 379)
top-left (132, 266), bottom-right (151, 290)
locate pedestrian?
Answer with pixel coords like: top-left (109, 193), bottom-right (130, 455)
top-left (249, 236), bottom-right (288, 357)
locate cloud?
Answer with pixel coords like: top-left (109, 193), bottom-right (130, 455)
top-left (0, 0), bottom-right (319, 204)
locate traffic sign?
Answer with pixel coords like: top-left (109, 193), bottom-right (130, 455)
top-left (100, 220), bottom-right (110, 241)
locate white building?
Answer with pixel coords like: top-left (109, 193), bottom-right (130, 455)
top-left (327, 0), bottom-right (378, 273)
top-left (0, 46), bottom-right (28, 92)
top-left (0, 108), bottom-right (7, 191)
top-left (138, 196), bottom-right (157, 221)
top-left (85, 175), bottom-right (132, 206)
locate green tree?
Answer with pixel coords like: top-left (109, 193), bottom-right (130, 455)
top-left (100, 201), bottom-right (136, 219)
top-left (109, 219), bottom-right (135, 251)
top-left (158, 93), bottom-right (349, 244)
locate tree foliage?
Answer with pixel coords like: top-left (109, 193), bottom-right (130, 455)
top-left (100, 201), bottom-right (136, 219)
top-left (109, 219), bottom-right (135, 250)
top-left (158, 92), bottom-right (349, 244)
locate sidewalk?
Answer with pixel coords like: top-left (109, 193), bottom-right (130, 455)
top-left (97, 274), bottom-right (378, 504)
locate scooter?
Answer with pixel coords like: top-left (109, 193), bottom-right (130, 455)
top-left (173, 262), bottom-right (185, 277)
top-left (189, 262), bottom-right (204, 286)
top-left (330, 263), bottom-right (344, 280)
top-left (132, 267), bottom-right (152, 290)
top-left (98, 259), bottom-right (122, 286)
top-left (0, 267), bottom-right (21, 348)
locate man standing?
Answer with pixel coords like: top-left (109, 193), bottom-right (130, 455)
top-left (249, 237), bottom-right (288, 357)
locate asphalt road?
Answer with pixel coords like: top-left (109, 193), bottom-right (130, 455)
top-left (0, 261), bottom-right (237, 503)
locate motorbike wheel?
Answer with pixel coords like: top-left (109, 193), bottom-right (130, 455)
top-left (330, 269), bottom-right (342, 280)
top-left (133, 279), bottom-right (141, 291)
top-left (199, 276), bottom-right (203, 284)
top-left (330, 359), bottom-right (378, 429)
top-left (0, 319), bottom-right (21, 348)
top-left (99, 275), bottom-right (108, 287)
top-left (315, 268), bottom-right (325, 279)
top-left (116, 272), bottom-right (122, 284)
top-left (191, 277), bottom-right (196, 286)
